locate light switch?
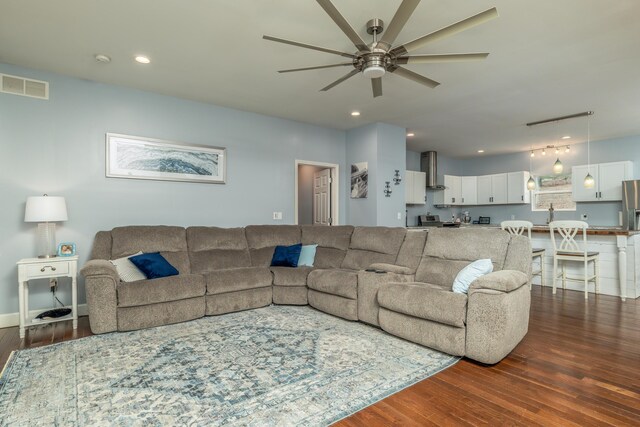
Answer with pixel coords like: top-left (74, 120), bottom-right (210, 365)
top-left (273, 212), bottom-right (283, 220)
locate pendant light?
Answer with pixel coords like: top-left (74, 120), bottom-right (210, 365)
top-left (552, 122), bottom-right (563, 174)
top-left (527, 146), bottom-right (536, 190)
top-left (584, 114), bottom-right (595, 188)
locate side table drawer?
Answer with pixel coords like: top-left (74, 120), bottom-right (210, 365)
top-left (26, 262), bottom-right (69, 278)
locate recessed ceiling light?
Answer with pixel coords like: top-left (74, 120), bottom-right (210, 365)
top-left (477, 149), bottom-right (485, 153)
top-left (135, 55), bottom-right (151, 64)
top-left (94, 54), bottom-right (111, 63)
top-left (406, 132), bottom-right (415, 137)
top-left (562, 135), bottom-right (571, 139)
top-left (350, 111), bottom-right (360, 117)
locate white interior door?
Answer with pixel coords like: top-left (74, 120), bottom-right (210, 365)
top-left (313, 168), bottom-right (331, 225)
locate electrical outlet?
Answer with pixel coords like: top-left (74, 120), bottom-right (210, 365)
top-left (510, 215), bottom-right (515, 220)
top-left (581, 213), bottom-right (588, 220)
top-left (273, 212), bottom-right (283, 220)
top-left (49, 278), bottom-right (57, 292)
top-left (397, 212), bottom-right (402, 220)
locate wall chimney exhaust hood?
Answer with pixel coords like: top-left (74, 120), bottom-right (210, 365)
top-left (420, 151), bottom-right (446, 190)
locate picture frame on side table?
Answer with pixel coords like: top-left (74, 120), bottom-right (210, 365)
top-left (57, 242), bottom-right (76, 257)
top-left (106, 133), bottom-right (226, 184)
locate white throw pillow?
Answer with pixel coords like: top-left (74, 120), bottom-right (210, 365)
top-left (452, 259), bottom-right (493, 294)
top-left (110, 251), bottom-right (146, 282)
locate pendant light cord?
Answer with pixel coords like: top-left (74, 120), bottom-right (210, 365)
top-left (587, 115), bottom-right (591, 170)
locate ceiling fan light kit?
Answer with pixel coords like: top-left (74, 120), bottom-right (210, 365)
top-left (264, 0), bottom-right (498, 98)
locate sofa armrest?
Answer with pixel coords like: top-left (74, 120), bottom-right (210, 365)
top-left (469, 270), bottom-right (529, 294)
top-left (80, 259), bottom-right (119, 281)
top-left (368, 263), bottom-right (414, 275)
top-left (80, 260), bottom-right (119, 334)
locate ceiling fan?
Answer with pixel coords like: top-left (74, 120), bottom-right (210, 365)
top-left (263, 0), bottom-right (498, 97)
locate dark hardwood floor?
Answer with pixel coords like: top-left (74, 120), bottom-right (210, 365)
top-left (1, 287), bottom-right (638, 426)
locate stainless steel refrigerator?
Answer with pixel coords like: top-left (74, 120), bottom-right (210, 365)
top-left (622, 180), bottom-right (640, 230)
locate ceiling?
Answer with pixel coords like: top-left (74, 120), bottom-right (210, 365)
top-left (2, 0), bottom-right (639, 157)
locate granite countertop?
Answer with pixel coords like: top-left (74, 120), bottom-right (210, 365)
top-left (407, 224), bottom-right (638, 236)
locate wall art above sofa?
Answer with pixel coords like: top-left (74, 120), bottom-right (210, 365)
top-left (106, 133), bottom-right (226, 184)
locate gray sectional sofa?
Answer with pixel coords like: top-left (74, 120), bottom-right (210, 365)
top-left (81, 225), bottom-right (532, 364)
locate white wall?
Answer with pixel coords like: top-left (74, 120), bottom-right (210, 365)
top-left (0, 62), bottom-right (347, 316)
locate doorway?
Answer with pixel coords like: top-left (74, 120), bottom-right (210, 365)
top-left (295, 160), bottom-right (340, 225)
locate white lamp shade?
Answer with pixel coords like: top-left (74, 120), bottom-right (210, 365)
top-left (24, 196), bottom-right (68, 222)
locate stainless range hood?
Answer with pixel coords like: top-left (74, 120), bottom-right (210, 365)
top-left (420, 151), bottom-right (446, 190)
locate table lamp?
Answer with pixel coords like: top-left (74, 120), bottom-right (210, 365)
top-left (24, 194), bottom-right (68, 258)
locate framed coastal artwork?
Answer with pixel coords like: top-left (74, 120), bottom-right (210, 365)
top-left (106, 133), bottom-right (226, 184)
top-left (531, 173), bottom-right (576, 211)
top-left (350, 162), bottom-right (368, 198)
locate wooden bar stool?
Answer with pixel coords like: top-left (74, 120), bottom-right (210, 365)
top-left (500, 220), bottom-right (545, 289)
top-left (548, 220), bottom-right (600, 299)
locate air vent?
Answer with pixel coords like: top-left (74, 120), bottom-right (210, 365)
top-left (1, 73), bottom-right (49, 99)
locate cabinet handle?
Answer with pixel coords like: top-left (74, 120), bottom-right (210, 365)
top-left (462, 197), bottom-right (465, 203)
top-left (40, 266), bottom-right (56, 272)
top-left (521, 195), bottom-right (524, 201)
top-left (452, 197), bottom-right (455, 203)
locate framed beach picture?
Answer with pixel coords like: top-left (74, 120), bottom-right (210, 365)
top-left (350, 162), bottom-right (368, 198)
top-left (106, 133), bottom-right (226, 184)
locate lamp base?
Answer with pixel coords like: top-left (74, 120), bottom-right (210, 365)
top-left (36, 222), bottom-right (57, 258)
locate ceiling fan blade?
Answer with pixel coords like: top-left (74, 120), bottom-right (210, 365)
top-left (263, 35), bottom-right (355, 59)
top-left (371, 78), bottom-right (383, 98)
top-left (377, 0), bottom-right (421, 51)
top-left (315, 0), bottom-right (370, 52)
top-left (390, 7), bottom-right (498, 56)
top-left (396, 52), bottom-right (489, 64)
top-left (320, 69), bottom-right (360, 92)
top-left (278, 63), bottom-right (353, 73)
top-left (391, 66), bottom-right (440, 88)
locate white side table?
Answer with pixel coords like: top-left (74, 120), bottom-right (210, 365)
top-left (17, 255), bottom-right (78, 339)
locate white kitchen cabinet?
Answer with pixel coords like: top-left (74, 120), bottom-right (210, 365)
top-left (460, 176), bottom-right (477, 205)
top-left (405, 170), bottom-right (426, 204)
top-left (433, 175), bottom-right (461, 205)
top-left (476, 173), bottom-right (508, 205)
top-left (572, 161), bottom-right (633, 202)
top-left (507, 171), bottom-right (531, 204)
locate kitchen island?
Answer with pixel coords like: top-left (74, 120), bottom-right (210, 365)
top-left (407, 224), bottom-right (639, 300)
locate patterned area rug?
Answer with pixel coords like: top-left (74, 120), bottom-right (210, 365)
top-left (0, 306), bottom-right (458, 426)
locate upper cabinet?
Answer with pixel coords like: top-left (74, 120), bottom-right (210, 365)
top-left (460, 176), bottom-right (478, 205)
top-left (434, 171), bottom-right (530, 206)
top-left (433, 175), bottom-right (461, 205)
top-left (476, 173), bottom-right (508, 204)
top-left (405, 170), bottom-right (426, 205)
top-left (572, 161), bottom-right (633, 202)
top-left (507, 171), bottom-right (531, 204)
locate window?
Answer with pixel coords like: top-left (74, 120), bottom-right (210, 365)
top-left (531, 174), bottom-right (576, 211)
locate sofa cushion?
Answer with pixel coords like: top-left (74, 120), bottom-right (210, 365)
top-left (246, 225), bottom-right (301, 267)
top-left (452, 259), bottom-right (493, 294)
top-left (117, 274), bottom-right (205, 308)
top-left (111, 226), bottom-right (187, 258)
top-left (378, 282), bottom-right (467, 328)
top-left (271, 243), bottom-right (303, 267)
top-left (271, 266), bottom-right (313, 287)
top-left (205, 267), bottom-right (272, 295)
top-left (395, 230), bottom-right (428, 271)
top-left (301, 225), bottom-right (354, 269)
top-left (301, 225), bottom-right (353, 250)
top-left (307, 269), bottom-right (358, 300)
top-left (129, 252), bottom-right (179, 280)
top-left (186, 226), bottom-right (248, 251)
top-left (187, 226), bottom-right (251, 273)
top-left (415, 228), bottom-right (511, 287)
top-left (341, 227), bottom-right (406, 270)
top-left (245, 225), bottom-right (301, 249)
top-left (313, 247), bottom-right (348, 269)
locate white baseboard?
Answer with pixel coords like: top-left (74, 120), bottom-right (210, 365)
top-left (0, 304), bottom-right (87, 329)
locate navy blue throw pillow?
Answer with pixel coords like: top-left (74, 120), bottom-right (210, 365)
top-left (129, 252), bottom-right (179, 279)
top-left (270, 243), bottom-right (303, 267)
